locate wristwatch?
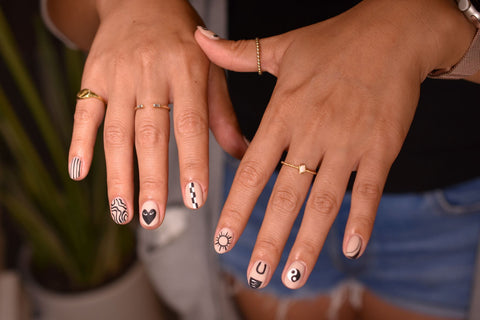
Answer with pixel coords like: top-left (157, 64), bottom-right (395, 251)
top-left (457, 0), bottom-right (480, 27)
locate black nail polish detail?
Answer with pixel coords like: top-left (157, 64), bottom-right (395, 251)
top-left (69, 157), bottom-right (81, 180)
top-left (142, 209), bottom-right (156, 225)
top-left (188, 182), bottom-right (199, 209)
top-left (287, 268), bottom-right (301, 283)
top-left (111, 197), bottom-right (128, 224)
top-left (249, 278), bottom-right (262, 289)
top-left (214, 229), bottom-right (232, 252)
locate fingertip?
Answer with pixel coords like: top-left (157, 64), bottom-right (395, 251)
top-left (343, 233), bottom-right (364, 259)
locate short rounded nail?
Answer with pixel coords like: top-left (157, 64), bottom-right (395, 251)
top-left (248, 260), bottom-right (270, 289)
top-left (197, 26), bottom-right (220, 40)
top-left (345, 234), bottom-right (362, 259)
top-left (110, 197), bottom-right (128, 225)
top-left (214, 227), bottom-right (234, 253)
top-left (184, 181), bottom-right (204, 210)
top-left (141, 200), bottom-right (160, 227)
top-left (284, 261), bottom-right (306, 289)
top-left (69, 156), bottom-right (81, 180)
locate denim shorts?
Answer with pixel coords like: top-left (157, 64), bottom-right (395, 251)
top-left (220, 157), bottom-right (480, 318)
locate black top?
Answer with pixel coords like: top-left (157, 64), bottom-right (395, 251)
top-left (227, 0), bottom-right (480, 193)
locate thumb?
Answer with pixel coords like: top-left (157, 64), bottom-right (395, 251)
top-left (194, 26), bottom-right (279, 76)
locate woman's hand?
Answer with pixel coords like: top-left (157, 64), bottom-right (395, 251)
top-left (49, 0), bottom-right (247, 228)
top-left (195, 0), bottom-right (475, 289)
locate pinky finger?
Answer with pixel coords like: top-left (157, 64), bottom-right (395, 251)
top-left (68, 95), bottom-right (106, 180)
top-left (343, 157), bottom-right (389, 259)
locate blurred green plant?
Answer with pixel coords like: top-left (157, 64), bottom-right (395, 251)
top-left (0, 8), bottom-right (135, 291)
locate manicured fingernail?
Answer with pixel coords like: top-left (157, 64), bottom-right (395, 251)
top-left (110, 197), bottom-right (128, 225)
top-left (69, 156), bottom-right (81, 180)
top-left (214, 228), bottom-right (234, 253)
top-left (345, 235), bottom-right (362, 259)
top-left (140, 200), bottom-right (159, 227)
top-left (248, 261), bottom-right (270, 289)
top-left (185, 182), bottom-right (203, 210)
top-left (284, 261), bottom-right (306, 289)
top-left (197, 26), bottom-right (220, 40)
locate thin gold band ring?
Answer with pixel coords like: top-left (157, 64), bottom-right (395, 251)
top-left (280, 161), bottom-right (317, 175)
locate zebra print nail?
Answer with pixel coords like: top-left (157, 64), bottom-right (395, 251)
top-left (111, 197), bottom-right (128, 224)
top-left (185, 182), bottom-right (203, 210)
top-left (69, 157), bottom-right (81, 180)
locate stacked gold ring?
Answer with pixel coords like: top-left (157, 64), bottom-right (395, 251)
top-left (281, 161), bottom-right (317, 175)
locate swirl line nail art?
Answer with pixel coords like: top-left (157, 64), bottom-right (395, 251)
top-left (111, 197), bottom-right (128, 224)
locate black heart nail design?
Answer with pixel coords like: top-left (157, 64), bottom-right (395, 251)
top-left (142, 209), bottom-right (156, 225)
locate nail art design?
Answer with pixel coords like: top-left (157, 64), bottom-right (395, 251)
top-left (214, 228), bottom-right (233, 253)
top-left (111, 197), bottom-right (128, 224)
top-left (284, 261), bottom-right (306, 289)
top-left (248, 261), bottom-right (269, 289)
top-left (345, 235), bottom-right (362, 259)
top-left (69, 157), bottom-right (81, 180)
top-left (141, 200), bottom-right (159, 226)
top-left (185, 182), bottom-right (203, 209)
top-left (197, 26), bottom-right (220, 40)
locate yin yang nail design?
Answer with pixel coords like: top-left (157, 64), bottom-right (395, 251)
top-left (284, 261), bottom-right (306, 289)
top-left (69, 157), bottom-right (81, 180)
top-left (248, 261), bottom-right (269, 289)
top-left (214, 228), bottom-right (233, 253)
top-left (111, 197), bottom-right (128, 224)
top-left (140, 200), bottom-right (159, 226)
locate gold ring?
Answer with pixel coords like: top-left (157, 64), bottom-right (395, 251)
top-left (76, 88), bottom-right (106, 105)
top-left (153, 103), bottom-right (171, 111)
top-left (255, 37), bottom-right (262, 75)
top-left (281, 161), bottom-right (316, 175)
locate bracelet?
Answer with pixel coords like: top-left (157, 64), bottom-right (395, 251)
top-left (428, 29), bottom-right (480, 79)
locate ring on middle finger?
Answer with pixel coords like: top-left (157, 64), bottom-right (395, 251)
top-left (280, 161), bottom-right (317, 175)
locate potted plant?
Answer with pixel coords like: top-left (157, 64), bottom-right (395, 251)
top-left (0, 7), bottom-right (164, 319)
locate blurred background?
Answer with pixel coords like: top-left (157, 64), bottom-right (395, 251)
top-left (0, 1), bottom-right (172, 319)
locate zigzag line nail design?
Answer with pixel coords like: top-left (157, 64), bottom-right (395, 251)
top-left (111, 197), bottom-right (128, 224)
top-left (188, 182), bottom-right (199, 209)
top-left (69, 157), bottom-right (81, 180)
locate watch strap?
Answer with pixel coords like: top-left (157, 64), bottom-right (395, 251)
top-left (428, 28), bottom-right (480, 79)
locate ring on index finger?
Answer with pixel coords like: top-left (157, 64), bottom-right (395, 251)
top-left (76, 88), bottom-right (106, 105)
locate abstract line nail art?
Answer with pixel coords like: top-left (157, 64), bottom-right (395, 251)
top-left (214, 228), bottom-right (233, 253)
top-left (345, 235), bottom-right (362, 259)
top-left (248, 261), bottom-right (269, 289)
top-left (187, 182), bottom-right (199, 209)
top-left (111, 197), bottom-right (128, 224)
top-left (69, 157), bottom-right (81, 180)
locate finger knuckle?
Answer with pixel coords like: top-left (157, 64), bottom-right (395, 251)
top-left (297, 238), bottom-right (319, 258)
top-left (141, 176), bottom-right (165, 191)
top-left (271, 187), bottom-right (298, 215)
top-left (104, 122), bottom-right (129, 147)
top-left (237, 160), bottom-right (266, 189)
top-left (182, 155), bottom-right (204, 173)
top-left (355, 181), bottom-right (381, 201)
top-left (255, 237), bottom-right (282, 257)
top-left (74, 108), bottom-right (95, 125)
top-left (136, 123), bottom-right (164, 147)
top-left (175, 112), bottom-right (207, 139)
top-left (309, 191), bottom-right (338, 218)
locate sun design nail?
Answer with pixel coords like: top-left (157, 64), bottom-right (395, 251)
top-left (185, 182), bottom-right (203, 210)
top-left (111, 197), bottom-right (128, 224)
top-left (214, 228), bottom-right (233, 253)
top-left (141, 200), bottom-right (159, 226)
top-left (69, 157), bottom-right (81, 180)
top-left (248, 261), bottom-right (269, 289)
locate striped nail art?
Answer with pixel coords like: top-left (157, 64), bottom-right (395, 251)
top-left (69, 157), bottom-right (81, 180)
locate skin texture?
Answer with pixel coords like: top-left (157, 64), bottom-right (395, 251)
top-left (195, 0), bottom-right (476, 292)
top-left (46, 0), bottom-right (247, 228)
top-left (47, 0), bottom-right (478, 316)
